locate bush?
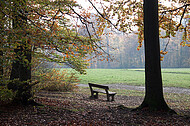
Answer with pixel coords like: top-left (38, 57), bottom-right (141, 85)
top-left (7, 79), bottom-right (33, 104)
top-left (0, 76), bottom-right (33, 105)
top-left (0, 86), bottom-right (15, 104)
top-left (34, 68), bottom-right (79, 92)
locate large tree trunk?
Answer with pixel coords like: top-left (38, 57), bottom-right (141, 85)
top-left (138, 0), bottom-right (174, 112)
top-left (9, 1), bottom-right (33, 105)
top-left (10, 47), bottom-right (31, 81)
top-left (10, 0), bottom-right (30, 81)
top-left (0, 51), bottom-right (3, 81)
top-left (9, 46), bottom-right (32, 105)
top-left (0, 12), bottom-right (4, 81)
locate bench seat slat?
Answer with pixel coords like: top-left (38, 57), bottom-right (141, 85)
top-left (93, 89), bottom-right (116, 95)
top-left (89, 83), bottom-right (109, 89)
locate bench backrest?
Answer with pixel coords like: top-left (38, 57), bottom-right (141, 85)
top-left (88, 83), bottom-right (109, 90)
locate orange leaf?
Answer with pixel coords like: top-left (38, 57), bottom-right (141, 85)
top-left (137, 47), bottom-right (140, 51)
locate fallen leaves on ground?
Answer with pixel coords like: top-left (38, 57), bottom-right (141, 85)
top-left (0, 90), bottom-right (190, 126)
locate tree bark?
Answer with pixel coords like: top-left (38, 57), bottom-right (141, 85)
top-left (9, 1), bottom-right (32, 105)
top-left (137, 0), bottom-right (174, 112)
top-left (10, 47), bottom-right (31, 81)
top-left (10, 0), bottom-right (31, 81)
top-left (0, 12), bottom-right (4, 81)
top-left (0, 50), bottom-right (3, 80)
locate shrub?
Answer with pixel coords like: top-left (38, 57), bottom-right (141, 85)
top-left (0, 86), bottom-right (15, 104)
top-left (7, 79), bottom-right (33, 104)
top-left (34, 68), bottom-right (79, 92)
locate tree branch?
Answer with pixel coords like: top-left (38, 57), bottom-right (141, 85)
top-left (68, 5), bottom-right (111, 57)
top-left (161, 4), bottom-right (190, 13)
top-left (160, 3), bottom-right (189, 30)
top-left (176, 5), bottom-right (187, 30)
top-left (88, 0), bottom-right (120, 31)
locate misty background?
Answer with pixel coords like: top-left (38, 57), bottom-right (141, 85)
top-left (40, 30), bottom-right (190, 69)
top-left (89, 30), bottom-right (190, 69)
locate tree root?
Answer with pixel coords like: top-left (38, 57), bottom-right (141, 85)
top-left (132, 105), bottom-right (177, 115)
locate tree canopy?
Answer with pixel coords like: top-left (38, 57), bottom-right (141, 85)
top-left (0, 0), bottom-right (110, 76)
top-left (87, 0), bottom-right (189, 50)
top-left (1, 0), bottom-right (189, 74)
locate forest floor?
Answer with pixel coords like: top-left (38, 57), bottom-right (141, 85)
top-left (0, 85), bottom-right (190, 126)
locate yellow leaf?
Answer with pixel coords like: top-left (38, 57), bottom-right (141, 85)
top-left (186, 44), bottom-right (190, 47)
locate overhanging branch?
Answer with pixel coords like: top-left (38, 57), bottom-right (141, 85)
top-left (160, 3), bottom-right (189, 30)
top-left (88, 0), bottom-right (120, 32)
top-left (176, 5), bottom-right (188, 30)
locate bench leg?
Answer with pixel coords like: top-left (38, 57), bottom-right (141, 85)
top-left (111, 95), bottom-right (115, 101)
top-left (91, 92), bottom-right (98, 99)
top-left (107, 94), bottom-right (115, 101)
top-left (94, 92), bottom-right (98, 99)
top-left (107, 95), bottom-right (110, 101)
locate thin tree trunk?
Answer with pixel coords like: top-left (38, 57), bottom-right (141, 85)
top-left (105, 31), bottom-right (110, 68)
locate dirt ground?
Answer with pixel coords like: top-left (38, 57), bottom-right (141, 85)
top-left (0, 88), bottom-right (190, 126)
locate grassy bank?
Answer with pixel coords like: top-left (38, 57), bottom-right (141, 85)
top-left (75, 68), bottom-right (190, 88)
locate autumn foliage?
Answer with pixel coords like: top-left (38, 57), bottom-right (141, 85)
top-left (0, 0), bottom-right (110, 77)
top-left (88, 0), bottom-right (189, 60)
top-left (33, 68), bottom-right (79, 92)
top-left (1, 0), bottom-right (189, 76)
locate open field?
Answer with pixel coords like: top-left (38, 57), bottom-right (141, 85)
top-left (74, 68), bottom-right (190, 88)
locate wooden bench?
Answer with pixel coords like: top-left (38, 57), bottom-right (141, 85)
top-left (88, 83), bottom-right (116, 101)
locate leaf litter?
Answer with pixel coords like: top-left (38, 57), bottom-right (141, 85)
top-left (0, 88), bottom-right (190, 126)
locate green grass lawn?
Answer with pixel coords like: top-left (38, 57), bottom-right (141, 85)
top-left (73, 68), bottom-right (190, 88)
